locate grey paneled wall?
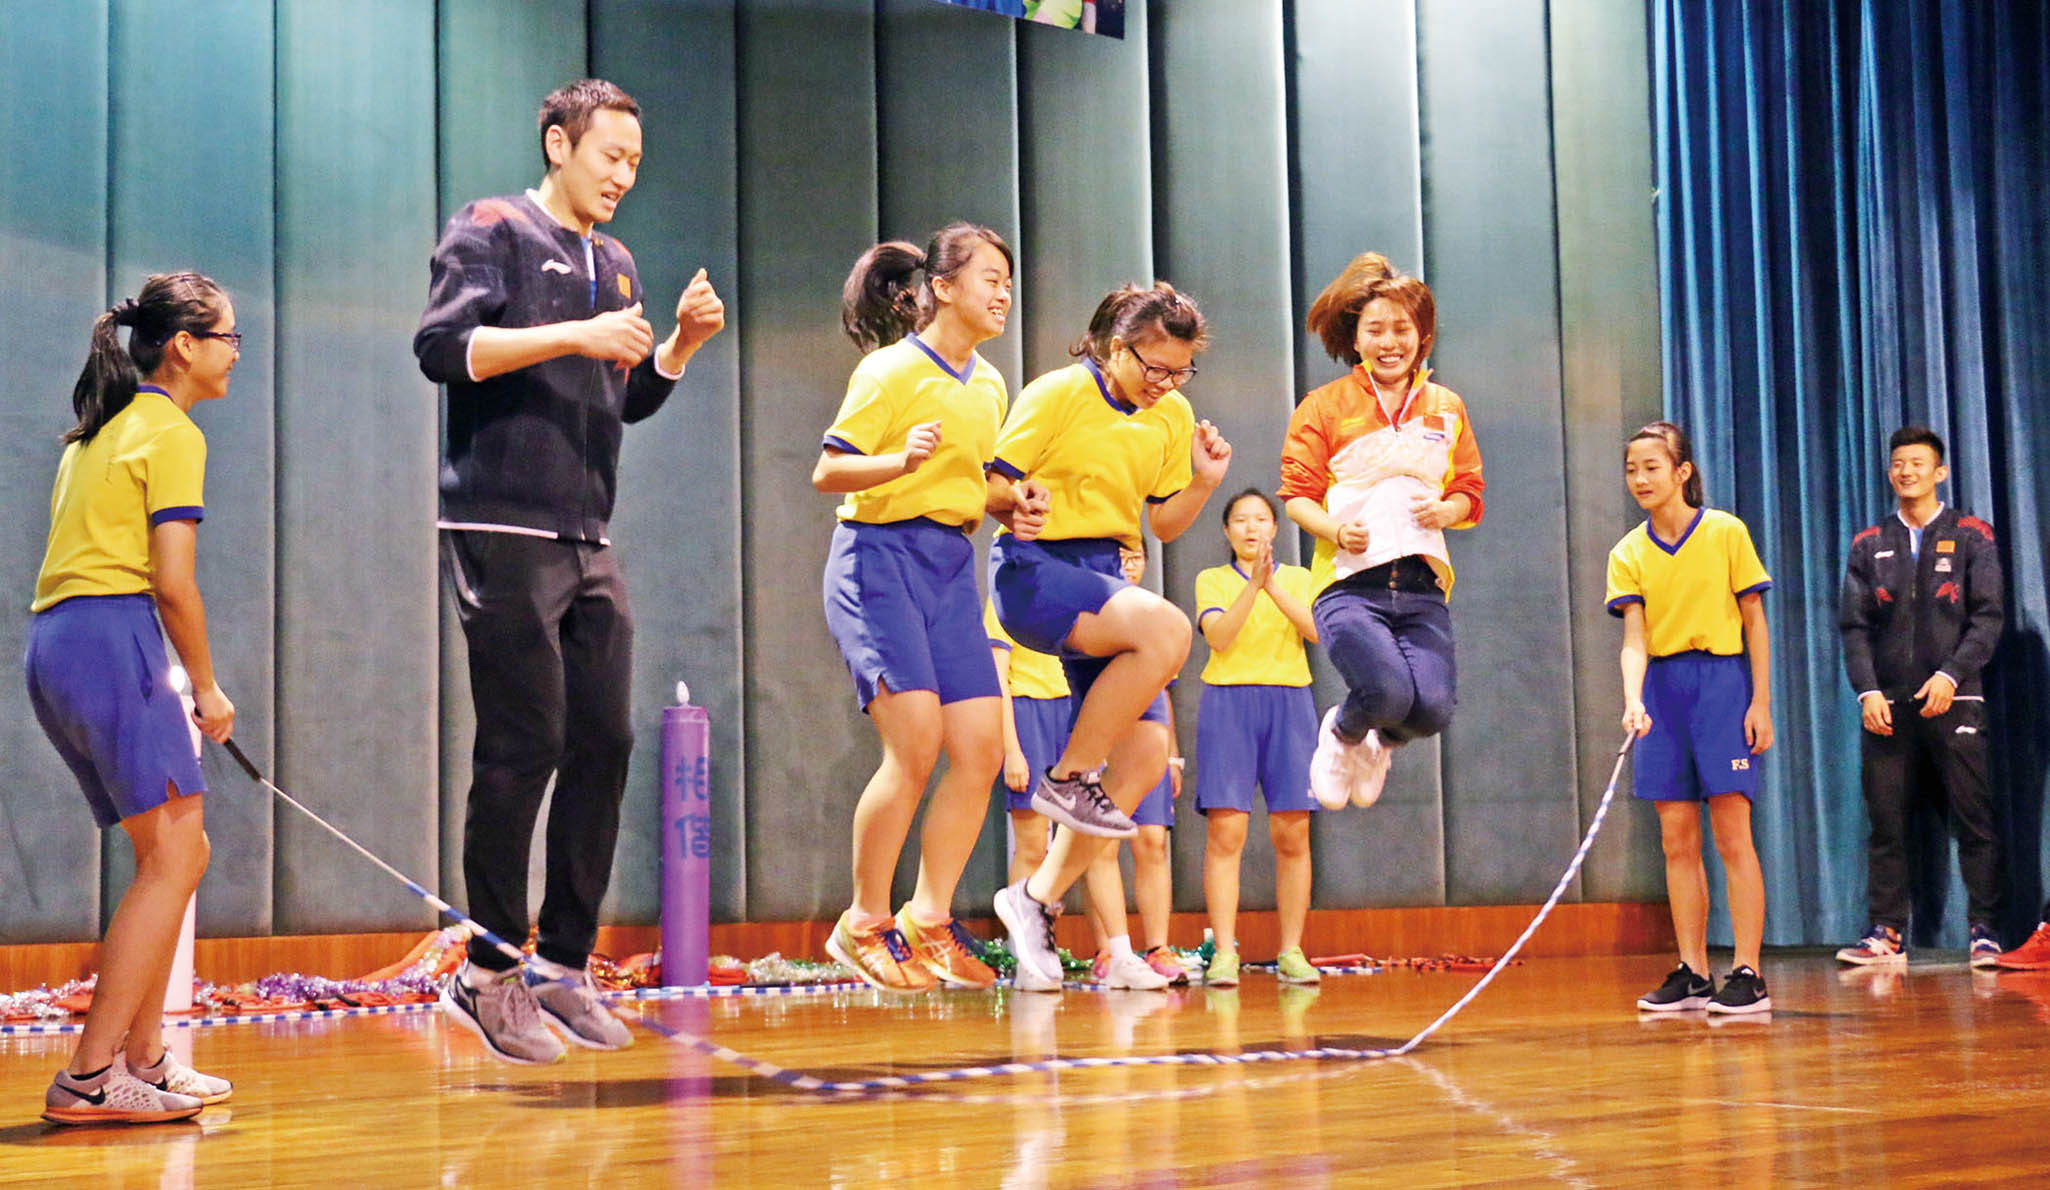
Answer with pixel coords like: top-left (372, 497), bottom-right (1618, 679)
top-left (594, 0), bottom-right (749, 923)
top-left (736, 0), bottom-right (880, 921)
top-left (0, 2), bottom-right (108, 944)
top-left (1418, 0), bottom-right (1581, 904)
top-left (1551, 0), bottom-right (1665, 900)
top-left (0, 0), bottom-right (1662, 946)
top-left (273, 1), bottom-right (441, 933)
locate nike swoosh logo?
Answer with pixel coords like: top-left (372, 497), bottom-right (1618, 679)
top-left (542, 260), bottom-right (573, 274)
top-left (72, 1085), bottom-right (107, 1105)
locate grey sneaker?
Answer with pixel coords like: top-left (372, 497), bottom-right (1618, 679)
top-left (995, 881), bottom-right (1065, 991)
top-left (1030, 769), bottom-right (1136, 838)
top-left (530, 966), bottom-right (635, 1050)
top-left (439, 961), bottom-right (567, 1065)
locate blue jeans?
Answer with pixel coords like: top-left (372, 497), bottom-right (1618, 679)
top-left (1312, 582), bottom-right (1456, 745)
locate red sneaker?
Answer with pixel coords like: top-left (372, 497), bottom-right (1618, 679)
top-left (1996, 923), bottom-right (2050, 970)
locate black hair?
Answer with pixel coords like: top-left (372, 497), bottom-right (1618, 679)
top-left (1220, 486), bottom-right (1278, 560)
top-left (66, 272), bottom-right (228, 444)
top-left (1889, 425), bottom-right (1946, 464)
top-left (1626, 420), bottom-right (1704, 508)
top-left (538, 78), bottom-right (640, 170)
top-left (1068, 281), bottom-right (1209, 365)
top-left (840, 221), bottom-right (1013, 353)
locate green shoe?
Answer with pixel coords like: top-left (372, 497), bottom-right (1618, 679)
top-left (1276, 947), bottom-right (1322, 985)
top-left (1205, 948), bottom-right (1240, 987)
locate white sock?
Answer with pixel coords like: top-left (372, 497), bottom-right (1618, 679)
top-left (1108, 935), bottom-right (1134, 961)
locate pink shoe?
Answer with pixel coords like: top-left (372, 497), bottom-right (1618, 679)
top-left (1143, 946), bottom-right (1189, 985)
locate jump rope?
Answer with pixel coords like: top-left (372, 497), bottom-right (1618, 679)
top-left (22, 733), bottom-right (1634, 1092)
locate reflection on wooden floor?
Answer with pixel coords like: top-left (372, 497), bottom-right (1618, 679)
top-left (4, 952), bottom-right (2047, 1186)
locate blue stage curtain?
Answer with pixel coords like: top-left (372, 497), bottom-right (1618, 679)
top-left (1655, 0), bottom-right (2050, 947)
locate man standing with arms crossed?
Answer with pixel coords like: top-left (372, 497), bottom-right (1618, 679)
top-left (415, 79), bottom-right (726, 1063)
top-left (1835, 427), bottom-right (2004, 971)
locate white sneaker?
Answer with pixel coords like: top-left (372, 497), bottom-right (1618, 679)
top-left (1351, 730), bottom-right (1392, 807)
top-left (1101, 950), bottom-right (1171, 990)
top-left (1309, 708), bottom-right (1354, 810)
top-left (126, 1051), bottom-right (233, 1105)
top-left (995, 881), bottom-right (1066, 991)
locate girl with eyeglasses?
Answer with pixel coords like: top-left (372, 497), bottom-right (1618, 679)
top-left (984, 281), bottom-right (1231, 992)
top-left (29, 272), bottom-right (240, 1125)
top-left (1282, 253), bottom-right (1486, 811)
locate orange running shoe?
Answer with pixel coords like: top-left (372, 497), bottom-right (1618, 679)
top-left (1996, 922), bottom-right (2050, 970)
top-left (826, 912), bottom-right (936, 993)
top-left (896, 910), bottom-right (997, 989)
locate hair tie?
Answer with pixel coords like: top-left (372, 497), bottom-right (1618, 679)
top-left (109, 297), bottom-right (141, 326)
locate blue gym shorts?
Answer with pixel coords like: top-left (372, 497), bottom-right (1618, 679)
top-left (991, 534), bottom-right (1170, 727)
top-left (1007, 695), bottom-right (1071, 812)
top-left (1634, 651), bottom-right (1760, 802)
top-left (1193, 683), bottom-right (1319, 815)
top-left (24, 593), bottom-right (207, 828)
top-left (822, 517), bottom-right (1000, 710)
top-left (1132, 769), bottom-right (1175, 828)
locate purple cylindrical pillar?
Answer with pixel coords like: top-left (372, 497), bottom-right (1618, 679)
top-left (660, 687), bottom-right (712, 987)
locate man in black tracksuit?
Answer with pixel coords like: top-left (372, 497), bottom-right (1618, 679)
top-left (1836, 426), bottom-right (2003, 968)
top-left (414, 79), bottom-right (725, 1063)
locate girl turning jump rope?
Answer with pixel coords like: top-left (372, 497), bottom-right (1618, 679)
top-left (1608, 421), bottom-right (1774, 1015)
top-left (815, 222), bottom-right (1039, 993)
top-left (27, 273), bottom-right (240, 1124)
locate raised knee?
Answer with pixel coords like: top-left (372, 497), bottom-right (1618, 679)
top-left (1405, 694), bottom-right (1455, 739)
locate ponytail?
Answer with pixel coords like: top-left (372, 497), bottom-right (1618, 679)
top-left (1069, 281), bottom-right (1208, 365)
top-left (840, 221), bottom-right (1014, 353)
top-left (66, 272), bottom-right (227, 443)
top-left (841, 241), bottom-right (926, 353)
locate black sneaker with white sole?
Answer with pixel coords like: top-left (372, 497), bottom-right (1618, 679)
top-left (1706, 965), bottom-right (1772, 1014)
top-left (1636, 962), bottom-right (1714, 1012)
top-left (1029, 769), bottom-right (1136, 839)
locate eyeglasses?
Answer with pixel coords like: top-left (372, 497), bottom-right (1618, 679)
top-left (1127, 344), bottom-right (1197, 387)
top-left (191, 330), bottom-right (243, 349)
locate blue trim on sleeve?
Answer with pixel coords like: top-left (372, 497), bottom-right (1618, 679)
top-left (906, 332), bottom-right (976, 386)
top-left (1605, 594), bottom-right (1643, 618)
top-left (1145, 489), bottom-right (1181, 505)
top-left (989, 637), bottom-right (1012, 650)
top-left (151, 505), bottom-right (204, 525)
top-left (1197, 607), bottom-right (1225, 625)
top-left (987, 457), bottom-right (1025, 481)
top-left (1736, 580), bottom-right (1773, 598)
top-left (821, 435), bottom-right (865, 455)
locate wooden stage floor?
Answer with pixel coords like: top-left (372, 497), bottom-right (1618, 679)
top-left (2, 951), bottom-right (2045, 1186)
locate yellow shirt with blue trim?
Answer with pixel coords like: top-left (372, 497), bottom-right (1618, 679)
top-left (1605, 507), bottom-right (1771, 657)
top-left (33, 388), bottom-right (207, 612)
top-left (984, 598), bottom-right (1069, 700)
top-left (1195, 563), bottom-right (1314, 686)
top-left (989, 358), bottom-right (1194, 551)
top-left (822, 333), bottom-right (1008, 528)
